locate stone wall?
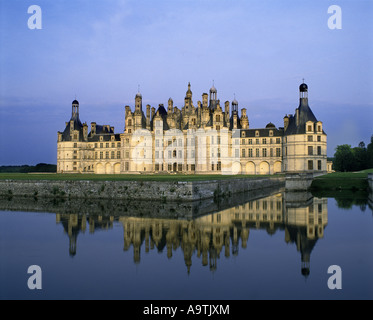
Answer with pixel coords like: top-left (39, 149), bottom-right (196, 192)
top-left (285, 172), bottom-right (315, 191)
top-left (0, 176), bottom-right (285, 202)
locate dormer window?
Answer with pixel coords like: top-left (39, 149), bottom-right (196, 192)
top-left (255, 131), bottom-right (259, 137)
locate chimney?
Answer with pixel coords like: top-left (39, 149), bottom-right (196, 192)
top-left (91, 122), bottom-right (96, 136)
top-left (146, 105), bottom-right (151, 129)
top-left (151, 107), bottom-right (155, 120)
top-left (284, 115), bottom-right (289, 131)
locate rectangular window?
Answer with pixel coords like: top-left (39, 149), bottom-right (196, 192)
top-left (100, 152), bottom-right (103, 159)
top-left (248, 149), bottom-right (253, 157)
top-left (262, 138), bottom-right (266, 144)
top-left (308, 135), bottom-right (313, 142)
top-left (276, 148), bottom-right (281, 157)
top-left (318, 160), bottom-right (322, 170)
top-left (256, 139), bottom-right (259, 145)
top-left (211, 164), bottom-right (215, 171)
top-left (262, 148), bottom-right (267, 157)
top-left (125, 162), bottom-right (129, 171)
top-left (308, 160), bottom-right (314, 170)
top-left (117, 151), bottom-right (121, 159)
top-left (100, 143), bottom-right (103, 148)
top-left (256, 148), bottom-right (259, 157)
top-left (248, 139), bottom-right (252, 145)
top-left (276, 138), bottom-right (280, 144)
top-left (217, 161), bottom-right (221, 171)
top-left (317, 146), bottom-right (322, 155)
top-left (106, 151), bottom-right (109, 159)
top-left (270, 148), bottom-right (273, 157)
top-left (242, 149), bottom-right (246, 158)
top-left (111, 151), bottom-right (114, 159)
top-left (308, 125), bottom-right (312, 132)
top-left (112, 143), bottom-right (115, 148)
top-left (308, 146), bottom-right (313, 155)
top-left (235, 149), bottom-right (239, 158)
top-left (106, 143), bottom-right (109, 148)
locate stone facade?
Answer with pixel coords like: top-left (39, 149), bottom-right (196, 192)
top-left (57, 82), bottom-right (327, 175)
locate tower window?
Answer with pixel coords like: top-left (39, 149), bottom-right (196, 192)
top-left (318, 160), bottom-right (322, 170)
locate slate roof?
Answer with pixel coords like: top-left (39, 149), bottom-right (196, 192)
top-left (284, 99), bottom-right (319, 135)
top-left (60, 117), bottom-right (84, 142)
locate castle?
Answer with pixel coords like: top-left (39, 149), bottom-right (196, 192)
top-left (57, 82), bottom-right (327, 175)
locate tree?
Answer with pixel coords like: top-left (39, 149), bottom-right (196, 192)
top-left (367, 135), bottom-right (373, 168)
top-left (334, 144), bottom-right (355, 172)
top-left (353, 142), bottom-right (368, 171)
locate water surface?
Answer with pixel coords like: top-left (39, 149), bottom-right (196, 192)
top-left (0, 191), bottom-right (372, 300)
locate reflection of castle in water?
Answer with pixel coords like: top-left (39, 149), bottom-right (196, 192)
top-left (55, 192), bottom-right (328, 277)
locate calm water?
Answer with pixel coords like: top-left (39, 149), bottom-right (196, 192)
top-left (0, 190), bottom-right (372, 300)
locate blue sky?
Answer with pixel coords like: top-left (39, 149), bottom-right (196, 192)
top-left (0, 0), bottom-right (372, 164)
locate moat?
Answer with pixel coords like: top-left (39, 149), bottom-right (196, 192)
top-left (0, 189), bottom-right (372, 300)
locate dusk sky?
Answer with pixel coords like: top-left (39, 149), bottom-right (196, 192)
top-left (0, 0), bottom-right (372, 165)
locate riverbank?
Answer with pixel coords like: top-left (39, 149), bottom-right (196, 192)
top-left (310, 169), bottom-right (373, 191)
top-left (0, 175), bottom-right (285, 202)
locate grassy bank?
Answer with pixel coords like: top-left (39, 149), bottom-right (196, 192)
top-left (311, 168), bottom-right (373, 191)
top-left (0, 173), bottom-right (284, 182)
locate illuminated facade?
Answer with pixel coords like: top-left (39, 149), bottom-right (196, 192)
top-left (57, 82), bottom-right (327, 175)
